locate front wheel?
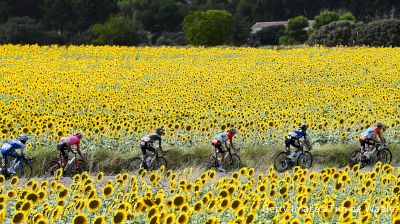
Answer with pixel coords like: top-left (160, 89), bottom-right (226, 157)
top-left (274, 152), bottom-right (290, 173)
top-left (223, 154), bottom-right (241, 171)
top-left (68, 159), bottom-right (88, 176)
top-left (15, 158), bottom-right (33, 180)
top-left (377, 148), bottom-right (392, 164)
top-left (151, 157), bottom-right (168, 171)
top-left (347, 149), bottom-right (362, 167)
top-left (297, 151), bottom-right (313, 169)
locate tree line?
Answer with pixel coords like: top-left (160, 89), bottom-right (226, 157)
top-left (0, 0), bottom-right (399, 46)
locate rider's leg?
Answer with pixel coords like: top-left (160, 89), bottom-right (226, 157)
top-left (7, 150), bottom-right (21, 174)
top-left (1, 152), bottom-right (8, 174)
top-left (217, 145), bottom-right (226, 171)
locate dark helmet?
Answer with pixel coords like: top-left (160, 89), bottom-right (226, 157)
top-left (18, 134), bottom-right (29, 143)
top-left (156, 128), bottom-right (165, 135)
top-left (228, 127), bottom-right (237, 135)
top-left (377, 121), bottom-right (386, 131)
top-left (300, 124), bottom-right (308, 130)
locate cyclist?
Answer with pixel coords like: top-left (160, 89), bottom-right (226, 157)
top-left (285, 124), bottom-right (311, 161)
top-left (1, 134), bottom-right (29, 175)
top-left (57, 132), bottom-right (85, 168)
top-left (140, 128), bottom-right (166, 167)
top-left (211, 127), bottom-right (238, 172)
top-left (359, 121), bottom-right (386, 158)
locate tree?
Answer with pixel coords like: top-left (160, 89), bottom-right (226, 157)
top-left (42, 0), bottom-right (118, 33)
top-left (0, 16), bottom-right (46, 44)
top-left (91, 15), bottom-right (147, 46)
top-left (279, 15), bottom-right (309, 45)
top-left (307, 20), bottom-right (356, 46)
top-left (183, 10), bottom-right (235, 46)
top-left (313, 10), bottom-right (339, 30)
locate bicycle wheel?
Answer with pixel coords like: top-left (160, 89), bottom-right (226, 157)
top-left (127, 157), bottom-right (143, 172)
top-left (15, 159), bottom-right (32, 180)
top-left (71, 159), bottom-right (88, 176)
top-left (297, 151), bottom-right (313, 169)
top-left (44, 160), bottom-right (61, 177)
top-left (205, 156), bottom-right (217, 171)
top-left (347, 149), bottom-right (362, 167)
top-left (274, 152), bottom-right (290, 173)
top-left (151, 157), bottom-right (168, 170)
top-left (377, 148), bottom-right (392, 164)
top-left (223, 154), bottom-right (241, 171)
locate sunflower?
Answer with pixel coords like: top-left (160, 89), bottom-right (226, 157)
top-left (11, 211), bottom-right (25, 224)
top-left (173, 194), bottom-right (186, 209)
top-left (112, 211), bottom-right (127, 224)
top-left (87, 198), bottom-right (102, 213)
top-left (176, 212), bottom-right (189, 224)
top-left (103, 185), bottom-right (114, 199)
top-left (93, 215), bottom-right (107, 224)
top-left (7, 190), bottom-right (16, 199)
top-left (72, 214), bottom-right (88, 224)
top-left (165, 213), bottom-right (176, 224)
top-left (35, 218), bottom-right (49, 224)
top-left (10, 176), bottom-right (19, 186)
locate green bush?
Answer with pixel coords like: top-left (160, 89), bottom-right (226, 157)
top-left (248, 25), bottom-right (285, 46)
top-left (91, 15), bottom-right (148, 46)
top-left (183, 10), bottom-right (235, 46)
top-left (313, 10), bottom-right (339, 30)
top-left (339, 12), bottom-right (356, 22)
top-left (279, 16), bottom-right (308, 45)
top-left (353, 19), bottom-right (400, 46)
top-left (308, 20), bottom-right (356, 46)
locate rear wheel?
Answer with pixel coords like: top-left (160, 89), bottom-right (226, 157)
top-left (68, 159), bottom-right (88, 176)
top-left (347, 149), bottom-right (362, 167)
top-left (205, 156), bottom-right (217, 171)
top-left (127, 157), bottom-right (144, 172)
top-left (377, 148), bottom-right (392, 164)
top-left (274, 152), bottom-right (290, 173)
top-left (297, 151), bottom-right (313, 169)
top-left (223, 154), bottom-right (241, 171)
top-left (44, 160), bottom-right (61, 177)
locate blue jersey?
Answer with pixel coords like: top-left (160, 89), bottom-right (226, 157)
top-left (1, 140), bottom-right (26, 154)
top-left (288, 130), bottom-right (307, 140)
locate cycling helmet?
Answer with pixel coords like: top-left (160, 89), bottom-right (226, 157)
top-left (228, 127), bottom-right (237, 135)
top-left (300, 124), bottom-right (308, 130)
top-left (18, 134), bottom-right (29, 143)
top-left (74, 132), bottom-right (83, 139)
top-left (377, 121), bottom-right (386, 130)
top-left (156, 128), bottom-right (165, 135)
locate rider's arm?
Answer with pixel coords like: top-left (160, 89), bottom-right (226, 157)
top-left (158, 138), bottom-right (164, 152)
top-left (229, 138), bottom-right (236, 153)
top-left (76, 143), bottom-right (84, 158)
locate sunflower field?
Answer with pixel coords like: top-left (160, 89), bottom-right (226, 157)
top-left (0, 45), bottom-right (400, 149)
top-left (0, 162), bottom-right (399, 223)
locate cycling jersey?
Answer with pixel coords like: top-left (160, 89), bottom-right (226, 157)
top-left (1, 140), bottom-right (26, 154)
top-left (141, 133), bottom-right (162, 144)
top-left (287, 130), bottom-right (307, 140)
top-left (213, 132), bottom-right (234, 144)
top-left (360, 126), bottom-right (382, 140)
top-left (59, 135), bottom-right (81, 148)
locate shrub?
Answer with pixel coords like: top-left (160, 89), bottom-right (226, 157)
top-left (279, 16), bottom-right (308, 45)
top-left (91, 15), bottom-right (148, 46)
top-left (248, 25), bottom-right (285, 46)
top-left (183, 10), bottom-right (234, 46)
top-left (339, 12), bottom-right (356, 22)
top-left (353, 19), bottom-right (400, 46)
top-left (313, 10), bottom-right (339, 30)
top-left (308, 20), bottom-right (356, 46)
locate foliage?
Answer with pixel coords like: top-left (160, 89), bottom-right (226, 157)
top-left (279, 16), bottom-right (308, 45)
top-left (0, 16), bottom-right (46, 44)
top-left (353, 19), bottom-right (400, 46)
top-left (313, 10), bottom-right (339, 30)
top-left (339, 12), bottom-right (357, 22)
top-left (183, 10), bottom-right (235, 46)
top-left (248, 25), bottom-right (285, 46)
top-left (308, 20), bottom-right (356, 46)
top-left (91, 15), bottom-right (148, 46)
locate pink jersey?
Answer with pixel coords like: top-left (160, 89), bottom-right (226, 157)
top-left (59, 135), bottom-right (80, 147)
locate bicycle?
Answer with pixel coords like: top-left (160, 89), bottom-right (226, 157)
top-left (127, 149), bottom-right (168, 171)
top-left (45, 150), bottom-right (88, 177)
top-left (347, 142), bottom-right (392, 168)
top-left (205, 147), bottom-right (241, 172)
top-left (274, 141), bottom-right (313, 173)
top-left (0, 155), bottom-right (34, 180)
